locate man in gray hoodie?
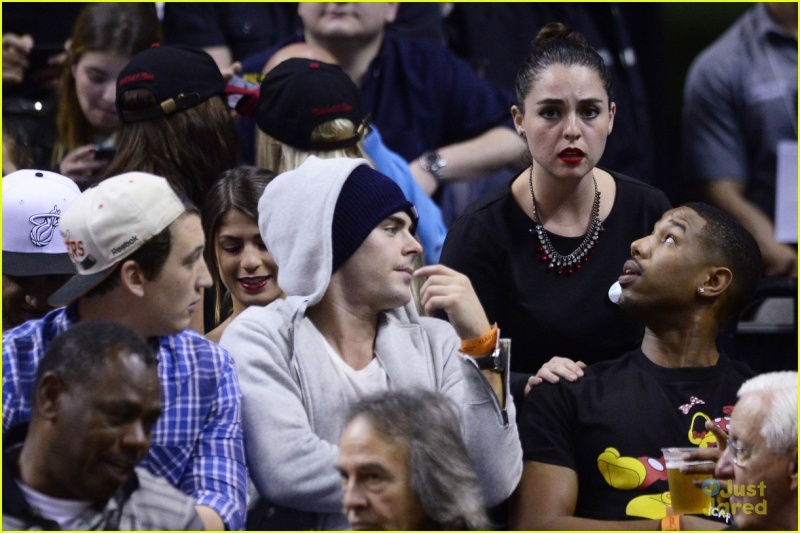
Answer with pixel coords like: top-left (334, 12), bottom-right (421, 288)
top-left (221, 156), bottom-right (521, 529)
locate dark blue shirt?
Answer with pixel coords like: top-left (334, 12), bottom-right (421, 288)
top-left (239, 33), bottom-right (515, 163)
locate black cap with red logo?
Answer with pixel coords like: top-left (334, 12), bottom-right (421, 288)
top-left (254, 58), bottom-right (366, 151)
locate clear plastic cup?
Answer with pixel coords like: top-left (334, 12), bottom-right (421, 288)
top-left (661, 447), bottom-right (715, 514)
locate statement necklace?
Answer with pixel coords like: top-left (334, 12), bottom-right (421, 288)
top-left (528, 166), bottom-right (602, 276)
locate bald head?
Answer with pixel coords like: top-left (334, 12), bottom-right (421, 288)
top-left (262, 43), bottom-right (337, 74)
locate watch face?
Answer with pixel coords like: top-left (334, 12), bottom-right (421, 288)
top-left (423, 152), bottom-right (444, 172)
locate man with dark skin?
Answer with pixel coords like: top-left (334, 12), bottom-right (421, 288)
top-left (513, 203), bottom-right (762, 530)
top-left (3, 321), bottom-right (202, 530)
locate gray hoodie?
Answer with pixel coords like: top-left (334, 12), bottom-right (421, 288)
top-left (221, 156), bottom-right (521, 529)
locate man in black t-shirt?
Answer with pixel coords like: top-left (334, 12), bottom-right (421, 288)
top-left (511, 202), bottom-right (763, 530)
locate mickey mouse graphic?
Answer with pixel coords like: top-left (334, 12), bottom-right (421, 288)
top-left (595, 400), bottom-right (733, 519)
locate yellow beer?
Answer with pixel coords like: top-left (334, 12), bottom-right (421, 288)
top-left (667, 467), bottom-right (712, 514)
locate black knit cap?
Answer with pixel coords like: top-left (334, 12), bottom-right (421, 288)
top-left (331, 165), bottom-right (418, 272)
top-left (116, 44), bottom-right (226, 122)
top-left (255, 58), bottom-right (365, 150)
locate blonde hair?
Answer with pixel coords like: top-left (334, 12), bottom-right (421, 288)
top-left (256, 116), bottom-right (429, 313)
top-left (256, 118), bottom-right (374, 173)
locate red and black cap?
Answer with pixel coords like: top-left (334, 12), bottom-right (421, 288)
top-left (254, 58), bottom-right (366, 150)
top-left (116, 44), bottom-right (258, 122)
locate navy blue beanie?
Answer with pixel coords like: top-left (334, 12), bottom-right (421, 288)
top-left (331, 165), bottom-right (418, 272)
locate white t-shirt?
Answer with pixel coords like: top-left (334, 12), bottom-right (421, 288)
top-left (305, 317), bottom-right (390, 402)
top-left (17, 480), bottom-right (92, 529)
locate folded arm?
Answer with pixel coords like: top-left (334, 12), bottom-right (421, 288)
top-left (512, 461), bottom-right (660, 530)
top-left (410, 127), bottom-right (524, 195)
top-left (222, 315), bottom-right (344, 513)
top-left (511, 461), bottom-right (724, 530)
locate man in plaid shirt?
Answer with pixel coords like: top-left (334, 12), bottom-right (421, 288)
top-left (3, 172), bottom-right (247, 530)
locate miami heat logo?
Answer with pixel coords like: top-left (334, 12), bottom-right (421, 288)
top-left (29, 205), bottom-right (62, 247)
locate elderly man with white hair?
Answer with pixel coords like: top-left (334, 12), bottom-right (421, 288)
top-left (712, 371), bottom-right (797, 530)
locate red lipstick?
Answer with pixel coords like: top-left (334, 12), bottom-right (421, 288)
top-left (559, 147), bottom-right (585, 166)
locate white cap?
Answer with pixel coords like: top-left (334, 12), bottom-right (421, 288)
top-left (47, 172), bottom-right (185, 306)
top-left (2, 169), bottom-right (81, 277)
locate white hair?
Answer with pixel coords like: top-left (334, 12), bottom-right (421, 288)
top-left (737, 371), bottom-right (797, 451)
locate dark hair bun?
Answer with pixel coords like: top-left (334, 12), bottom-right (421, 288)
top-left (532, 22), bottom-right (589, 50)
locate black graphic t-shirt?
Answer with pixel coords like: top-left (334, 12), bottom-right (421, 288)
top-left (520, 349), bottom-right (754, 521)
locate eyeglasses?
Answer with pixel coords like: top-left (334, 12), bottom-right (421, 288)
top-left (727, 439), bottom-right (795, 467)
top-left (727, 439), bottom-right (754, 467)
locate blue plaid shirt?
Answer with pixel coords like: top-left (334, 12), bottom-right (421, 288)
top-left (3, 305), bottom-right (247, 530)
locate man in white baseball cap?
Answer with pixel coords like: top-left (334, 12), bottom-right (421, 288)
top-left (45, 171), bottom-right (191, 309)
top-left (2, 170), bottom-right (79, 330)
top-left (3, 172), bottom-right (247, 531)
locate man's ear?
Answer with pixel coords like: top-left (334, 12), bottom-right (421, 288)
top-left (120, 259), bottom-right (146, 298)
top-left (36, 373), bottom-right (65, 421)
top-left (788, 448), bottom-right (797, 492)
top-left (698, 266), bottom-right (733, 297)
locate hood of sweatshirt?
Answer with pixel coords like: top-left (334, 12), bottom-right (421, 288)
top-left (258, 156), bottom-right (369, 307)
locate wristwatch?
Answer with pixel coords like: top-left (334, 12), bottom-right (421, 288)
top-left (419, 151), bottom-right (447, 182)
top-left (472, 339), bottom-right (509, 373)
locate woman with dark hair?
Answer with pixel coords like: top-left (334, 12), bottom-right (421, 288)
top-left (441, 23), bottom-right (672, 404)
top-left (203, 166), bottom-right (284, 343)
top-left (54, 3), bottom-right (161, 188)
top-left (104, 44), bottom-right (250, 335)
top-left (104, 44), bottom-right (241, 212)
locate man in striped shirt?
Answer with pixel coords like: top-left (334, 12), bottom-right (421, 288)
top-left (3, 172), bottom-right (246, 530)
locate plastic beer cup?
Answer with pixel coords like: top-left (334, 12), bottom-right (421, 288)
top-left (662, 447), bottom-right (714, 514)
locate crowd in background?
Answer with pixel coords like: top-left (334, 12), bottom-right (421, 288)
top-left (2, 2), bottom-right (796, 531)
